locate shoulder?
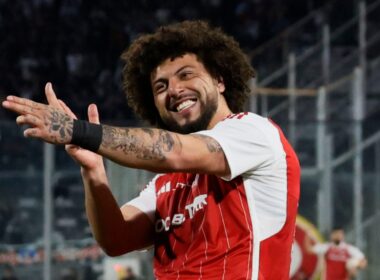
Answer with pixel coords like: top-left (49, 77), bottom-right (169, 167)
top-left (219, 112), bottom-right (270, 125)
top-left (208, 112), bottom-right (277, 137)
top-left (344, 242), bottom-right (365, 257)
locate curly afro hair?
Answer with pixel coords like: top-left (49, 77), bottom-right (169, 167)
top-left (121, 20), bottom-right (255, 127)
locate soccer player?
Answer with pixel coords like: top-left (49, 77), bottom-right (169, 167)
top-left (2, 20), bottom-right (300, 279)
top-left (305, 227), bottom-right (367, 280)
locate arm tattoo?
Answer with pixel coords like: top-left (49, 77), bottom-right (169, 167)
top-left (46, 108), bottom-right (73, 143)
top-left (193, 134), bottom-right (223, 153)
top-left (101, 126), bottom-right (175, 160)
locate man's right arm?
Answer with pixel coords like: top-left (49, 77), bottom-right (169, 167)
top-left (55, 89), bottom-right (155, 256)
top-left (81, 165), bottom-right (154, 256)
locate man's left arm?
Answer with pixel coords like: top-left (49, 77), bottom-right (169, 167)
top-left (2, 95), bottom-right (230, 176)
top-left (97, 125), bottom-right (230, 176)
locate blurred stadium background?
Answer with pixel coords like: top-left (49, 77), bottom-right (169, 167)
top-left (1, 0), bottom-right (380, 279)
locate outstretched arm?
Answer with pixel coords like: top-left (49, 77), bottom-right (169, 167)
top-left (97, 125), bottom-right (228, 175)
top-left (2, 91), bottom-right (230, 177)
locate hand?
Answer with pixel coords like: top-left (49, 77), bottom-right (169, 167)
top-left (44, 83), bottom-right (104, 171)
top-left (2, 85), bottom-right (74, 145)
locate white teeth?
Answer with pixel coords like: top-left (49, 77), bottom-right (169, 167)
top-left (176, 100), bottom-right (196, 112)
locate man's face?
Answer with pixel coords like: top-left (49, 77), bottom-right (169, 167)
top-left (150, 53), bottom-right (225, 133)
top-left (330, 229), bottom-right (345, 245)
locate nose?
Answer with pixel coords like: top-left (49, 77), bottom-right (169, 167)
top-left (167, 77), bottom-right (184, 98)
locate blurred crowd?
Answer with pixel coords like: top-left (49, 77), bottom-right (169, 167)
top-left (0, 0), bottom-right (325, 122)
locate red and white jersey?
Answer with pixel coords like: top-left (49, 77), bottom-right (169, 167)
top-left (127, 112), bottom-right (300, 279)
top-left (313, 242), bottom-right (365, 280)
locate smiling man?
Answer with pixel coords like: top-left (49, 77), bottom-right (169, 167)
top-left (150, 53), bottom-right (229, 134)
top-left (2, 21), bottom-right (300, 279)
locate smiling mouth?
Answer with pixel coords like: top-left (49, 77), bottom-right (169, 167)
top-left (176, 99), bottom-right (196, 112)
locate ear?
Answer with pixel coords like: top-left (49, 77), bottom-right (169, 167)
top-left (216, 76), bottom-right (225, 94)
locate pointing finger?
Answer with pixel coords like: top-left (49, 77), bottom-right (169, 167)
top-left (5, 95), bottom-right (46, 110)
top-left (3, 100), bottom-right (40, 116)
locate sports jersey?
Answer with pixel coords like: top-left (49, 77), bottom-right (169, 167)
top-left (312, 242), bottom-right (365, 280)
top-left (127, 112), bottom-right (300, 279)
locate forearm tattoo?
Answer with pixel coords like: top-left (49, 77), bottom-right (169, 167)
top-left (46, 108), bottom-right (73, 143)
top-left (101, 126), bottom-right (175, 160)
top-left (192, 134), bottom-right (223, 153)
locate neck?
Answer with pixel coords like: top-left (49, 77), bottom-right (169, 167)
top-left (207, 104), bottom-right (232, 129)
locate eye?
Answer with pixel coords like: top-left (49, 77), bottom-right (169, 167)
top-left (154, 82), bottom-right (167, 94)
top-left (179, 71), bottom-right (193, 80)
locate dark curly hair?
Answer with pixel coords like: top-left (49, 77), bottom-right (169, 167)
top-left (121, 20), bottom-right (255, 127)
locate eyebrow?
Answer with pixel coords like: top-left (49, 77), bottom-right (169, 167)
top-left (152, 65), bottom-right (194, 86)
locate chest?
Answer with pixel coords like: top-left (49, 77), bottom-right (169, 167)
top-left (325, 246), bottom-right (351, 262)
top-left (153, 173), bottom-right (245, 233)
